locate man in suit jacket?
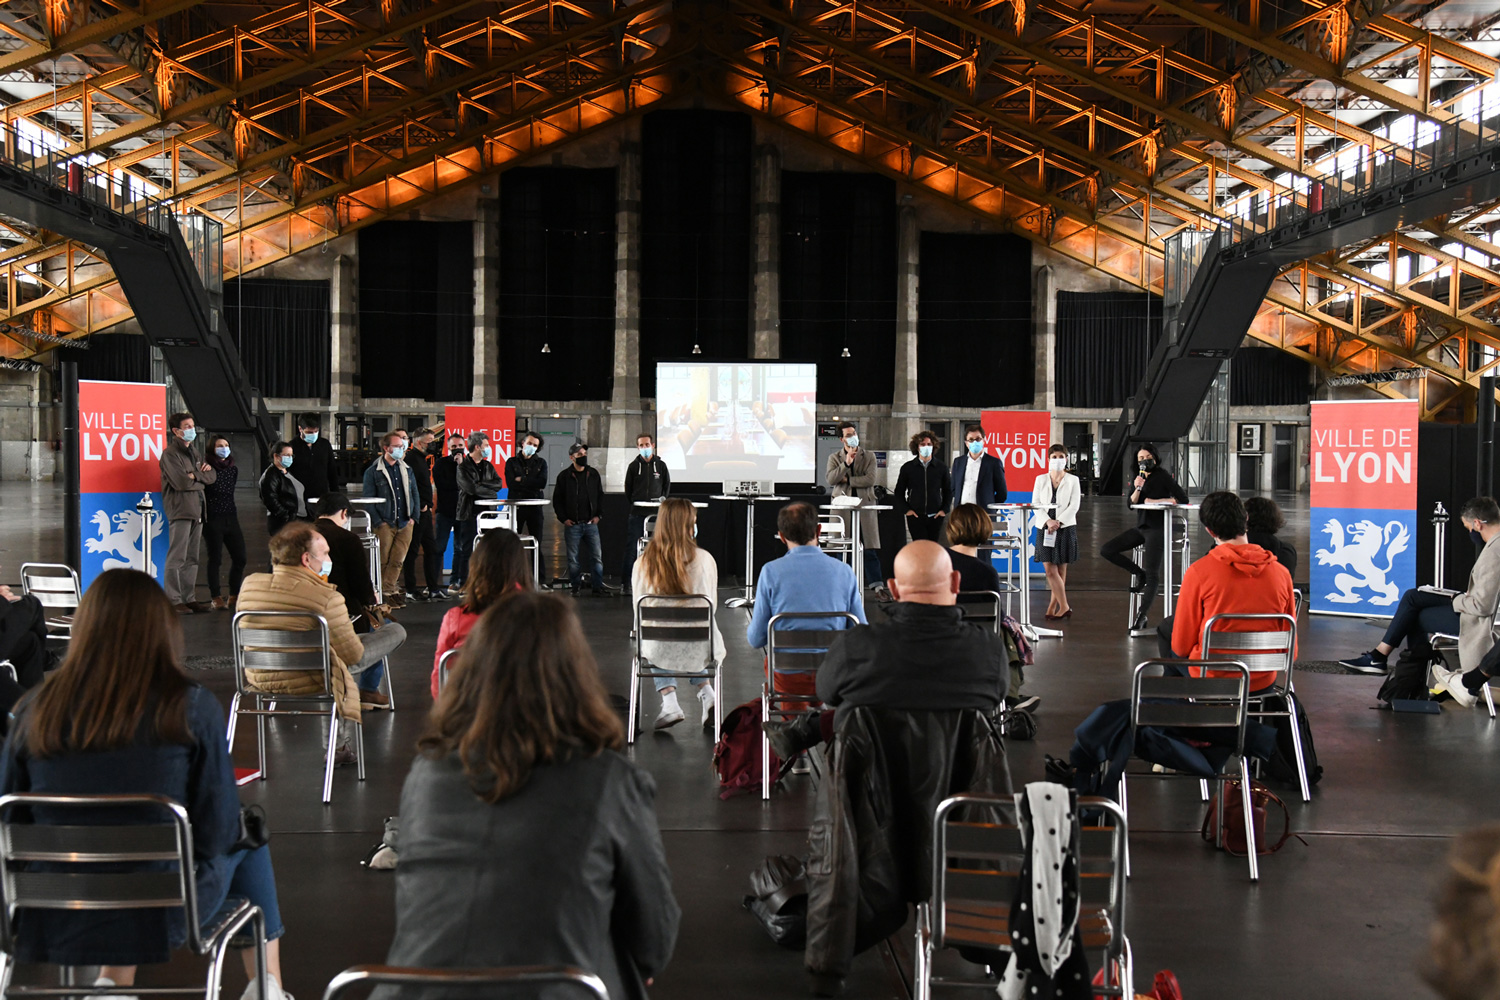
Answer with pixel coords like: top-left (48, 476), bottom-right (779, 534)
top-left (951, 423), bottom-right (1007, 509)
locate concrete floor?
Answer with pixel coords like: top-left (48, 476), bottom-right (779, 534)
top-left (0, 480), bottom-right (1482, 1000)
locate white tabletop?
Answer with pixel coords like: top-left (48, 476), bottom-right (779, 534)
top-left (348, 497), bottom-right (383, 504)
top-left (822, 503), bottom-right (892, 511)
top-left (712, 494), bottom-right (789, 501)
top-left (1131, 503), bottom-right (1201, 510)
top-left (475, 499), bottom-right (510, 506)
top-left (989, 502), bottom-right (1056, 509)
top-left (636, 500), bottom-right (709, 508)
top-left (511, 498), bottom-right (550, 506)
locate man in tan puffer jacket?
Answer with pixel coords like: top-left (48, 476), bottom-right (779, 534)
top-left (236, 521), bottom-right (364, 753)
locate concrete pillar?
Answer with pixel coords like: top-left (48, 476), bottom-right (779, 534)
top-left (329, 253), bottom-right (360, 414)
top-left (890, 206), bottom-right (921, 487)
top-left (1032, 264), bottom-right (1058, 439)
top-left (605, 138), bottom-right (644, 491)
top-left (751, 143), bottom-right (780, 359)
top-left (472, 198), bottom-right (501, 405)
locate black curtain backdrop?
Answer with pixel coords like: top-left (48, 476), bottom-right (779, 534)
top-left (1055, 291), bottom-right (1163, 409)
top-left (224, 278), bottom-right (330, 398)
top-left (1230, 346), bottom-right (1312, 406)
top-left (780, 172), bottom-right (896, 405)
top-left (640, 110), bottom-right (752, 398)
top-left (57, 333), bottom-right (151, 383)
top-left (499, 168), bottom-right (616, 400)
top-left (358, 221), bottom-right (473, 400)
top-left (917, 232), bottom-right (1033, 407)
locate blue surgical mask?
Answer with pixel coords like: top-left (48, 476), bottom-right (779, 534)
top-left (522, 444), bottom-right (537, 458)
top-left (481, 445), bottom-right (493, 460)
top-left (319, 558), bottom-right (332, 578)
top-left (967, 440), bottom-right (984, 456)
top-left (180, 427), bottom-right (196, 443)
top-left (279, 454), bottom-right (294, 469)
top-left (390, 446), bottom-right (406, 461)
top-left (640, 446), bottom-right (653, 459)
top-left (918, 445), bottom-right (933, 459)
top-left (692, 523), bottom-right (698, 539)
top-left (215, 446), bottom-right (230, 459)
top-left (845, 435), bottom-right (859, 449)
top-left (302, 432), bottom-right (318, 444)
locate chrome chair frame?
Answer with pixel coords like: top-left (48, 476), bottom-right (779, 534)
top-left (761, 611), bottom-right (860, 800)
top-left (1432, 628), bottom-right (1499, 718)
top-left (913, 791), bottom-right (1132, 1000)
top-left (628, 595), bottom-right (720, 744)
top-left (817, 515), bottom-right (854, 565)
top-left (19, 562), bottom-right (82, 644)
top-left (635, 514), bottom-right (658, 558)
top-left (956, 590), bottom-right (1004, 635)
top-left (436, 647), bottom-right (460, 695)
top-left (321, 964), bottom-right (607, 1000)
top-left (0, 792), bottom-right (268, 1000)
top-left (1121, 660), bottom-right (1257, 880)
top-left (977, 521), bottom-right (1023, 617)
top-left (1199, 613), bottom-right (1305, 801)
top-left (229, 610), bottom-right (364, 804)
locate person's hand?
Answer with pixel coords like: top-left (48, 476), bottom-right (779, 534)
top-left (936, 510), bottom-right (946, 518)
top-left (1132, 475), bottom-right (1146, 490)
top-left (1047, 519), bottom-right (1060, 530)
top-left (0, 585), bottom-right (17, 602)
top-left (590, 516), bottom-right (600, 524)
top-left (199, 462), bottom-right (211, 473)
top-left (845, 450), bottom-right (855, 465)
top-left (907, 510), bottom-right (918, 518)
top-left (188, 472), bottom-right (196, 480)
top-left (564, 519), bottom-right (574, 526)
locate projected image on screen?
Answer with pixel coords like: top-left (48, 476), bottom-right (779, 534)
top-left (656, 362), bottom-right (817, 482)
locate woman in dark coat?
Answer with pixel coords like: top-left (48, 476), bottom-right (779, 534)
top-left (387, 591), bottom-right (679, 1000)
top-left (203, 435), bottom-right (248, 609)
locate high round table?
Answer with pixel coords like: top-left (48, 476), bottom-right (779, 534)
top-left (1129, 502), bottom-right (1201, 627)
top-left (475, 498), bottom-right (551, 581)
top-left (820, 502), bottom-right (892, 590)
top-left (713, 494), bottom-right (788, 608)
top-left (988, 502), bottom-right (1063, 640)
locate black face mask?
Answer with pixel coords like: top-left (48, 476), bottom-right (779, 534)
top-left (575, 455), bottom-right (588, 468)
top-left (1140, 459), bottom-right (1157, 473)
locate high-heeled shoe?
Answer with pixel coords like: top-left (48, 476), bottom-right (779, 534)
top-left (1061, 609), bottom-right (1073, 619)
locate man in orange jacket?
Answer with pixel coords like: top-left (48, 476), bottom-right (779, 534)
top-left (1158, 491), bottom-right (1296, 692)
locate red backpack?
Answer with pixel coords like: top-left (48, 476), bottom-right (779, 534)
top-left (714, 699), bottom-right (780, 800)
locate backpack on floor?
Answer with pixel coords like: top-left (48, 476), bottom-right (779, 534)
top-left (713, 698), bottom-right (780, 800)
top-left (1377, 649), bottom-right (1434, 704)
top-left (1259, 693), bottom-right (1323, 788)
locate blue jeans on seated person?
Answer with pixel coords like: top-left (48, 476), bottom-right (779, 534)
top-left (351, 621), bottom-right (407, 692)
top-left (565, 522), bottom-right (606, 592)
top-left (1381, 588), bottom-right (1458, 657)
top-left (202, 843), bottom-right (285, 945)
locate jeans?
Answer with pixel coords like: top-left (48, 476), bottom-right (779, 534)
top-left (164, 518), bottom-right (203, 606)
top-left (203, 513), bottom-right (247, 599)
top-left (1380, 588), bottom-right (1459, 656)
top-left (351, 621), bottom-right (407, 692)
top-left (450, 517), bottom-right (477, 587)
top-left (205, 843), bottom-right (285, 944)
top-left (402, 511), bottom-right (441, 592)
top-left (622, 514), bottom-right (647, 587)
top-left (564, 522), bottom-right (606, 592)
top-left (862, 550), bottom-right (883, 589)
top-left (653, 671), bottom-right (711, 693)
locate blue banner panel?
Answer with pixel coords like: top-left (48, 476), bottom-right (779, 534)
top-left (1309, 507), bottom-right (1417, 616)
top-left (80, 491), bottom-right (167, 589)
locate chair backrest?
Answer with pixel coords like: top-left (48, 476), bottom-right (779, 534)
top-left (817, 515), bottom-right (845, 536)
top-left (1130, 659), bottom-right (1249, 750)
top-left (437, 648), bottom-right (460, 694)
top-left (1200, 613), bottom-right (1296, 688)
top-left (231, 610), bottom-right (333, 697)
top-left (634, 595), bottom-right (715, 646)
top-left (1292, 588), bottom-right (1303, 618)
top-left (929, 791), bottom-right (1128, 977)
top-left (0, 792), bottom-right (207, 956)
top-left (956, 591), bottom-right (1002, 633)
top-left (767, 612), bottom-right (860, 677)
top-left (643, 515), bottom-right (657, 537)
top-left (321, 965), bottom-right (608, 1000)
top-left (346, 510), bottom-right (372, 535)
top-left (476, 510), bottom-right (507, 535)
top-left (19, 563), bottom-right (81, 610)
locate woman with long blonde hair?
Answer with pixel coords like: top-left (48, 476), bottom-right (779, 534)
top-left (632, 498), bottom-right (724, 730)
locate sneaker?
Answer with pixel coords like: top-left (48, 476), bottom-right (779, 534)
top-left (654, 704), bottom-right (685, 730)
top-left (326, 742), bottom-right (358, 766)
top-left (211, 596), bottom-right (229, 611)
top-left (1338, 652), bottom-right (1389, 675)
top-left (1438, 669), bottom-right (1480, 709)
top-left (405, 589), bottom-right (426, 603)
top-left (238, 975), bottom-right (291, 1000)
top-left (359, 689), bottom-right (391, 709)
top-left (92, 976), bottom-right (139, 1000)
top-left (1010, 693), bottom-right (1041, 713)
top-left (698, 684), bottom-right (717, 731)
top-left (387, 592), bottom-right (407, 609)
top-left (173, 604), bottom-right (194, 615)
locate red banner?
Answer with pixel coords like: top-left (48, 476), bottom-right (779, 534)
top-left (443, 405), bottom-right (516, 467)
top-left (1310, 400), bottom-right (1418, 509)
top-left (79, 380), bottom-right (166, 493)
top-left (979, 409), bottom-right (1052, 495)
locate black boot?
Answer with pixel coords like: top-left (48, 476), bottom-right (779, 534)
top-left (763, 711), bottom-right (823, 759)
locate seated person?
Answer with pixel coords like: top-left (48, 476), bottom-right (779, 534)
top-left (1423, 823), bottom-right (1500, 999)
top-left (1245, 496), bottom-right (1298, 575)
top-left (387, 591), bottom-right (679, 1000)
top-left (1158, 491), bottom-right (1296, 692)
top-left (0, 569), bottom-right (290, 1000)
top-left (1340, 496), bottom-right (1500, 683)
top-left (432, 528), bottom-right (532, 699)
top-left (745, 502), bottom-right (866, 697)
top-left (0, 565), bottom-right (52, 720)
top-left (315, 493), bottom-right (407, 710)
top-left (944, 502), bottom-right (1004, 594)
top-left (237, 521), bottom-right (365, 763)
top-left (765, 540), bottom-right (1009, 758)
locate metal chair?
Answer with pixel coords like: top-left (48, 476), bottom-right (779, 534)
top-left (817, 515), bottom-right (853, 564)
top-left (0, 792), bottom-right (268, 1000)
top-left (1121, 660), bottom-right (1258, 880)
top-left (520, 533), bottom-right (541, 584)
top-left (913, 791), bottom-right (1132, 999)
top-left (956, 590), bottom-right (1004, 635)
top-left (1199, 613), bottom-right (1306, 801)
top-left (436, 647), bottom-right (460, 695)
top-left (229, 610), bottom-right (364, 804)
top-left (761, 612), bottom-right (860, 800)
top-left (627, 595), bottom-right (720, 744)
top-left (635, 515), bottom-right (658, 558)
top-left (321, 964), bottom-right (607, 1000)
top-left (977, 523), bottom-right (1023, 616)
top-left (476, 510), bottom-right (508, 537)
top-left (19, 562), bottom-right (81, 643)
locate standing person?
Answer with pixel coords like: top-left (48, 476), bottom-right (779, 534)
top-left (159, 412), bottom-right (214, 615)
top-left (632, 498), bottom-right (723, 731)
top-left (401, 427), bottom-right (441, 601)
top-left (433, 433), bottom-right (466, 596)
top-left (0, 569), bottom-right (293, 1000)
top-left (289, 412), bottom-right (339, 500)
top-left (1099, 442), bottom-right (1188, 632)
top-left (202, 435), bottom-right (247, 611)
top-left (622, 432), bottom-right (671, 592)
top-left (258, 441), bottom-right (306, 539)
top-left (386, 592), bottom-right (679, 1000)
top-left (504, 431), bottom-right (550, 545)
top-left (554, 442), bottom-right (609, 597)
top-left (453, 432), bottom-right (502, 595)
top-left (950, 423), bottom-right (1007, 509)
top-left (1032, 444), bottom-right (1081, 620)
top-left (894, 430), bottom-right (951, 543)
top-left (431, 528), bottom-right (532, 699)
top-left (825, 422), bottom-right (882, 589)
top-left (363, 432), bottom-right (420, 609)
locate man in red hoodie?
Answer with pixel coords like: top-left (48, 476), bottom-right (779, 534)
top-left (1159, 491), bottom-right (1296, 692)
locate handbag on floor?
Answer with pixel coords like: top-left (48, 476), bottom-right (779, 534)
top-left (1200, 779), bottom-right (1292, 856)
top-left (742, 854), bottom-right (808, 949)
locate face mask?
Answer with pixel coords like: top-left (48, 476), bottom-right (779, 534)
top-left (692, 523), bottom-right (698, 539)
top-left (1141, 459), bottom-right (1157, 472)
top-left (967, 440), bottom-right (984, 456)
top-left (918, 445), bottom-right (933, 459)
top-left (180, 427), bottom-right (196, 444)
top-left (318, 558), bottom-right (332, 578)
top-left (279, 454), bottom-right (294, 469)
top-left (522, 444), bottom-right (537, 458)
top-left (302, 432), bottom-right (318, 444)
top-left (390, 446), bottom-right (406, 461)
top-left (215, 446), bottom-right (230, 459)
top-left (575, 454), bottom-right (589, 467)
top-left (481, 445), bottom-right (493, 460)
top-left (450, 445), bottom-right (463, 456)
top-left (640, 446), bottom-right (653, 459)
top-left (844, 435), bottom-right (859, 449)
top-left (1049, 457), bottom-right (1065, 472)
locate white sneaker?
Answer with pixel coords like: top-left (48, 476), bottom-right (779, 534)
top-left (698, 684), bottom-right (717, 731)
top-left (654, 692), bottom-right (684, 730)
top-left (92, 977), bottom-right (138, 1000)
top-left (1440, 669), bottom-right (1480, 709)
top-left (239, 975), bottom-right (291, 1000)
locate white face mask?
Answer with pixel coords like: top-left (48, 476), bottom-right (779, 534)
top-left (1049, 457), bottom-right (1066, 472)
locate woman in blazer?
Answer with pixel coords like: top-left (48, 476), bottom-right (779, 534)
top-left (1031, 443), bottom-right (1082, 620)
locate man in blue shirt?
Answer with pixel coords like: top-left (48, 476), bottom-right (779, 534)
top-left (747, 503), bottom-right (866, 696)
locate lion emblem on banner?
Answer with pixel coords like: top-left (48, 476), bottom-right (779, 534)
top-left (85, 509), bottom-right (164, 576)
top-left (1315, 518), bottom-right (1410, 606)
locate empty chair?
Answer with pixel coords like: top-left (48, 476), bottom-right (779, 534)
top-left (321, 965), bottom-right (607, 1000)
top-left (19, 562), bottom-right (81, 642)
